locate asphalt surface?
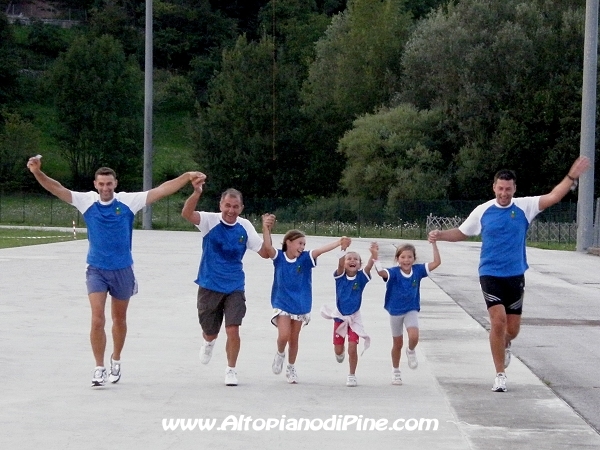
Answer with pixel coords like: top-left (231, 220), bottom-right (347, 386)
top-left (428, 240), bottom-right (600, 434)
top-left (0, 230), bottom-right (599, 449)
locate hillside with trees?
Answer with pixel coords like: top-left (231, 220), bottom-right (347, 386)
top-left (0, 0), bottom-right (597, 201)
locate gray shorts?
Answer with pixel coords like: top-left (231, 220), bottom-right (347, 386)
top-left (86, 265), bottom-right (138, 300)
top-left (197, 287), bottom-right (246, 336)
top-left (389, 310), bottom-right (419, 337)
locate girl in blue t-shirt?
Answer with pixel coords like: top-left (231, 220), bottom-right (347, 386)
top-left (320, 241), bottom-right (378, 387)
top-left (373, 241), bottom-right (441, 385)
top-left (262, 223), bottom-right (349, 384)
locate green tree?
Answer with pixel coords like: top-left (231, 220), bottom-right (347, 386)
top-left (0, 113), bottom-right (41, 191)
top-left (48, 34), bottom-right (143, 190)
top-left (26, 20), bottom-right (73, 59)
top-left (154, 1), bottom-right (236, 68)
top-left (258, 0), bottom-right (331, 73)
top-left (400, 0), bottom-right (592, 198)
top-left (0, 13), bottom-right (19, 107)
top-left (195, 35), bottom-right (309, 199)
top-left (209, 0), bottom-right (271, 38)
top-left (338, 104), bottom-right (449, 206)
top-left (404, 0), bottom-right (447, 20)
top-left (151, 0), bottom-right (238, 101)
top-left (89, 0), bottom-right (143, 57)
top-left (303, 0), bottom-right (411, 122)
top-left (300, 0), bottom-right (413, 195)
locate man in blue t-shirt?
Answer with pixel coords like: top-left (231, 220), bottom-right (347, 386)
top-left (182, 184), bottom-right (274, 386)
top-left (27, 156), bottom-right (205, 387)
top-left (429, 156), bottom-right (590, 393)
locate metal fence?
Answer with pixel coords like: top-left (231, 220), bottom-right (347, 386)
top-left (425, 215), bottom-right (579, 245)
top-left (0, 191), bottom-right (596, 245)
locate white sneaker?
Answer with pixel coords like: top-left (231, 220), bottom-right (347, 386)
top-left (335, 352), bottom-right (345, 363)
top-left (199, 340), bottom-right (215, 365)
top-left (272, 351), bottom-right (285, 374)
top-left (91, 366), bottom-right (107, 387)
top-left (392, 369), bottom-right (402, 385)
top-left (225, 367), bottom-right (238, 386)
top-left (346, 374), bottom-right (357, 387)
top-left (492, 373), bottom-right (507, 392)
top-left (504, 342), bottom-right (512, 369)
top-left (286, 364), bottom-right (298, 384)
top-left (109, 355), bottom-right (121, 383)
top-left (406, 348), bottom-right (418, 369)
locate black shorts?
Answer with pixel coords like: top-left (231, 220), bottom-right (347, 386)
top-left (197, 287), bottom-right (247, 336)
top-left (479, 275), bottom-right (525, 315)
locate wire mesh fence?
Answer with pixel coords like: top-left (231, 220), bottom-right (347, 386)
top-left (0, 191), bottom-right (596, 245)
top-left (425, 215), bottom-right (579, 244)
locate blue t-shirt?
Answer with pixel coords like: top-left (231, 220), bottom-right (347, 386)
top-left (271, 249), bottom-right (316, 315)
top-left (71, 191), bottom-right (147, 270)
top-left (334, 269), bottom-right (370, 316)
top-left (459, 197), bottom-right (541, 277)
top-left (383, 264), bottom-right (429, 316)
top-left (195, 212), bottom-right (263, 294)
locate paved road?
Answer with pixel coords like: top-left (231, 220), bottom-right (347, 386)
top-left (0, 230), bottom-right (599, 449)
top-left (427, 240), bottom-right (600, 433)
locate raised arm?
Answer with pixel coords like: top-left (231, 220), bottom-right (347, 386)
top-left (371, 242), bottom-right (388, 280)
top-left (363, 242), bottom-right (377, 277)
top-left (146, 171), bottom-right (206, 205)
top-left (312, 236), bottom-right (349, 260)
top-left (538, 156), bottom-right (591, 210)
top-left (335, 237), bottom-right (351, 276)
top-left (428, 241), bottom-right (441, 272)
top-left (428, 228), bottom-right (468, 243)
top-left (260, 213), bottom-right (277, 259)
top-left (26, 156), bottom-right (72, 203)
top-left (181, 178), bottom-right (205, 226)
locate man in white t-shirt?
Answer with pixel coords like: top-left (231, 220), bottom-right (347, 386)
top-left (182, 182), bottom-right (274, 386)
top-left (27, 157), bottom-right (205, 387)
top-left (429, 156), bottom-right (590, 392)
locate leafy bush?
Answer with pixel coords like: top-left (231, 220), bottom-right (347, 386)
top-left (154, 70), bottom-right (196, 114)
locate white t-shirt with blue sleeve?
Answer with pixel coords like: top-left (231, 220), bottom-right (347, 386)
top-left (459, 197), bottom-right (541, 277)
top-left (195, 212), bottom-right (263, 294)
top-left (70, 191), bottom-right (147, 270)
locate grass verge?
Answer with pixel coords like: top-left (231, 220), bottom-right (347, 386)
top-left (0, 228), bottom-right (86, 249)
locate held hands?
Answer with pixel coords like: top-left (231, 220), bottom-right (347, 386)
top-left (568, 156), bottom-right (591, 180)
top-left (428, 229), bottom-right (441, 243)
top-left (369, 242), bottom-right (379, 258)
top-left (262, 213), bottom-right (276, 230)
top-left (26, 155), bottom-right (43, 173)
top-left (190, 172), bottom-right (206, 194)
top-left (340, 236), bottom-right (351, 250)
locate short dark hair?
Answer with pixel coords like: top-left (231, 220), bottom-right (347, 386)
top-left (95, 167), bottom-right (117, 179)
top-left (221, 188), bottom-right (243, 204)
top-left (494, 169), bottom-right (516, 183)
